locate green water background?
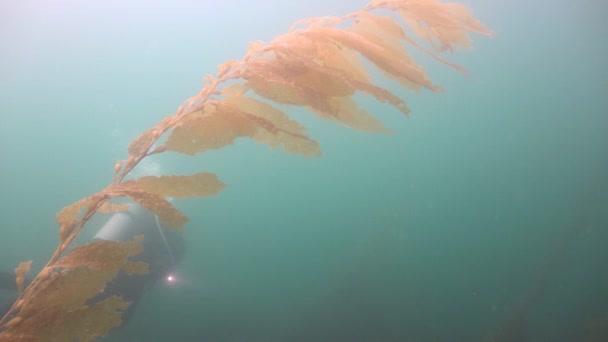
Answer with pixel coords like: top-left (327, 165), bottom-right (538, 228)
top-left (1, 0), bottom-right (607, 341)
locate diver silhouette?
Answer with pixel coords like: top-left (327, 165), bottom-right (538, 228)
top-left (0, 202), bottom-right (186, 326)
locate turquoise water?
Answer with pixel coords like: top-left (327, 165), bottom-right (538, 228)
top-left (1, 0), bottom-right (607, 341)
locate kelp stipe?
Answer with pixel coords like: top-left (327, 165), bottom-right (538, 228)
top-left (0, 0), bottom-right (492, 340)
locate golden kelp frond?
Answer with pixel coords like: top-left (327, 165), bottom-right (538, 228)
top-left (223, 96), bottom-right (322, 156)
top-left (121, 261), bottom-right (149, 275)
top-left (349, 17), bottom-right (426, 91)
top-left (300, 26), bottom-right (442, 93)
top-left (243, 50), bottom-right (378, 121)
top-left (211, 49), bottom-right (392, 133)
top-left (50, 295), bottom-right (130, 342)
top-left (55, 236), bottom-right (144, 270)
top-left (277, 59), bottom-right (356, 98)
top-left (56, 195), bottom-right (96, 227)
top-left (314, 97), bottom-right (392, 134)
top-left (2, 237), bottom-right (145, 341)
top-left (242, 48), bottom-right (364, 117)
top-left (165, 99), bottom-right (321, 157)
top-left (221, 83), bottom-right (248, 97)
top-left (106, 182), bottom-right (187, 229)
top-left (272, 33), bottom-right (371, 84)
top-left (129, 126), bottom-right (159, 156)
top-left (348, 79), bottom-right (411, 116)
top-left (244, 58), bottom-right (340, 113)
top-left (136, 173), bottom-right (226, 199)
top-left (56, 193), bottom-right (107, 243)
top-left (351, 11), bottom-right (406, 46)
top-left (14, 261), bottom-right (32, 294)
top-left (127, 116), bottom-right (175, 156)
top-left (309, 37), bottom-right (372, 84)
top-left (352, 11), bottom-right (468, 74)
top-left (165, 106), bottom-right (255, 155)
top-left (369, 0), bottom-right (493, 52)
top-left (56, 193), bottom-right (112, 225)
top-left (269, 37), bottom-right (411, 117)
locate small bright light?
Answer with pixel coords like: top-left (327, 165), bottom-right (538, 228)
top-left (167, 275), bottom-right (174, 282)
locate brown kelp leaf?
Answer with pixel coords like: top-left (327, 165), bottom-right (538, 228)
top-left (128, 116), bottom-right (175, 156)
top-left (128, 191), bottom-right (187, 229)
top-left (56, 194), bottom-right (107, 243)
top-left (4, 237), bottom-right (145, 341)
top-left (353, 11), bottom-right (468, 74)
top-left (301, 26), bottom-right (441, 92)
top-left (165, 100), bottom-right (321, 157)
top-left (245, 36), bottom-right (393, 128)
top-left (244, 69), bottom-right (308, 106)
top-left (273, 33), bottom-right (371, 84)
top-left (278, 59), bottom-right (356, 98)
top-left (56, 295), bottom-right (130, 342)
top-left (107, 182), bottom-right (188, 229)
top-left (353, 11), bottom-right (407, 46)
top-left (244, 57), bottom-right (355, 116)
top-left (221, 83), bottom-right (248, 97)
top-left (135, 173), bottom-right (226, 199)
top-left (269, 40), bottom-right (410, 117)
top-left (224, 96), bottom-right (321, 157)
top-left (122, 261), bottom-right (149, 276)
top-left (312, 37), bottom-right (371, 83)
top-left (20, 267), bottom-right (117, 319)
top-left (350, 15), bottom-right (427, 92)
top-left (386, 0), bottom-right (494, 52)
top-left (348, 79), bottom-right (411, 116)
top-left (56, 197), bottom-right (90, 227)
top-left (164, 107), bottom-right (257, 155)
top-left (245, 64), bottom-right (341, 122)
top-left (127, 191), bottom-right (188, 228)
top-left (4, 273), bottom-right (130, 342)
top-left (56, 193), bottom-right (108, 226)
top-left (55, 236), bottom-right (143, 270)
top-left (15, 261), bottom-right (32, 294)
top-left (311, 96), bottom-right (391, 133)
top-left (243, 59), bottom-right (326, 106)
top-left (128, 126), bottom-right (159, 156)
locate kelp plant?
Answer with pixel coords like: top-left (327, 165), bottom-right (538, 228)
top-left (0, 0), bottom-right (492, 340)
